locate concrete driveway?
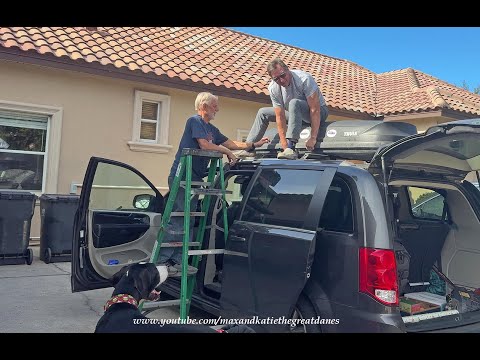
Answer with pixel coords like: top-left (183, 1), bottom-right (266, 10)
top-left (0, 246), bottom-right (188, 333)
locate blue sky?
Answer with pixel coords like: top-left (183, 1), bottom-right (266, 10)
top-left (230, 27), bottom-right (480, 90)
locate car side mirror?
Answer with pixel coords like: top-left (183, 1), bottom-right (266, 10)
top-left (133, 194), bottom-right (155, 210)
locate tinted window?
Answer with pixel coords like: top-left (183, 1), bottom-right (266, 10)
top-left (409, 187), bottom-right (446, 221)
top-left (319, 178), bottom-right (354, 232)
top-left (241, 168), bottom-right (322, 228)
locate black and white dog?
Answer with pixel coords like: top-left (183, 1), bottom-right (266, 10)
top-left (95, 262), bottom-right (253, 333)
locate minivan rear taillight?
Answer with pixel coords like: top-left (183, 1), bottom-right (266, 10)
top-left (359, 247), bottom-right (398, 306)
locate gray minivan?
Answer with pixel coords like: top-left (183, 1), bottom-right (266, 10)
top-left (71, 119), bottom-right (480, 332)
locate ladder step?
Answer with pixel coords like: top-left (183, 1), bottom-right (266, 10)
top-left (171, 212), bottom-right (205, 217)
top-left (188, 249), bottom-right (225, 255)
top-left (181, 148), bottom-right (223, 158)
top-left (142, 299), bottom-right (183, 309)
top-left (160, 241), bottom-right (201, 248)
top-left (190, 188), bottom-right (233, 195)
top-left (180, 181), bottom-right (212, 187)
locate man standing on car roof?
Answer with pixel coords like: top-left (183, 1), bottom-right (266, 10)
top-left (157, 92), bottom-right (269, 277)
top-left (240, 58), bottom-right (328, 159)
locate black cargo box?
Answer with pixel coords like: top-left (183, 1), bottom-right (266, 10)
top-left (254, 120), bottom-right (418, 161)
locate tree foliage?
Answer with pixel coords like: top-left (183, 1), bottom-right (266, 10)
top-left (461, 81), bottom-right (480, 94)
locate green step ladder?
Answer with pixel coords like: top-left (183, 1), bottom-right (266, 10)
top-left (139, 148), bottom-right (230, 320)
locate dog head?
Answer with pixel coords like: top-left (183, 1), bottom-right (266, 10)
top-left (111, 262), bottom-right (168, 301)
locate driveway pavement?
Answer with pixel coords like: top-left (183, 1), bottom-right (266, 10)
top-left (0, 246), bottom-right (192, 333)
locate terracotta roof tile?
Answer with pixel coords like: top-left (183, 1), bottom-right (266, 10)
top-left (20, 42), bottom-right (35, 51)
top-left (70, 52), bottom-right (83, 60)
top-left (99, 57), bottom-right (111, 66)
top-left (2, 39), bottom-right (17, 48)
top-left (38, 45), bottom-right (51, 54)
top-left (85, 54), bottom-right (97, 63)
top-left (1, 26), bottom-right (479, 117)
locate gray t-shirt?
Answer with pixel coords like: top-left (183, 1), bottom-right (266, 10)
top-left (268, 69), bottom-right (326, 111)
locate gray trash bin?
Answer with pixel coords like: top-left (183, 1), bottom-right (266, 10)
top-left (39, 194), bottom-right (79, 263)
top-left (0, 191), bottom-right (36, 265)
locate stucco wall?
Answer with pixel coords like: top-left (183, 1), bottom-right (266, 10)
top-left (0, 60), bottom-right (266, 238)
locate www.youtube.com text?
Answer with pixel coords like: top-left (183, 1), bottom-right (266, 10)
top-left (133, 316), bottom-right (339, 327)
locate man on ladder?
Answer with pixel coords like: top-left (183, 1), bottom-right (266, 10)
top-left (157, 92), bottom-right (269, 276)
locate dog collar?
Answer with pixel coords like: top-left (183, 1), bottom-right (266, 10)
top-left (104, 294), bottom-right (138, 312)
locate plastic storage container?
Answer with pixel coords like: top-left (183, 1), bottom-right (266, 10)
top-left (0, 191), bottom-right (36, 265)
top-left (39, 194), bottom-right (79, 263)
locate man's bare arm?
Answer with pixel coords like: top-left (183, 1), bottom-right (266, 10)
top-left (196, 138), bottom-right (237, 164)
top-left (221, 138), bottom-right (269, 151)
top-left (274, 107), bottom-right (288, 149)
top-left (220, 139), bottom-right (253, 151)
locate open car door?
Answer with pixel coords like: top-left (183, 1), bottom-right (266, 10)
top-left (219, 164), bottom-right (337, 331)
top-left (71, 157), bottom-right (164, 292)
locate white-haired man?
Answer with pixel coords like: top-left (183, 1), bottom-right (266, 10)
top-left (158, 92), bottom-right (268, 275)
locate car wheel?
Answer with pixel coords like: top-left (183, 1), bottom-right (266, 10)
top-left (289, 293), bottom-right (322, 333)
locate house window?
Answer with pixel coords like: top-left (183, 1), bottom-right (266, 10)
top-left (0, 110), bottom-right (49, 192)
top-left (127, 91), bottom-right (173, 154)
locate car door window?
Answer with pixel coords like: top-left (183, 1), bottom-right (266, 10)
top-left (90, 162), bottom-right (157, 212)
top-left (408, 187), bottom-right (446, 221)
top-left (241, 168), bottom-right (323, 228)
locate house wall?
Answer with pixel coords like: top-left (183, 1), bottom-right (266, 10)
top-left (0, 61), bottom-right (266, 239)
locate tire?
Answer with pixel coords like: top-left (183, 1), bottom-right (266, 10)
top-left (26, 248), bottom-right (33, 265)
top-left (44, 248), bottom-right (52, 264)
top-left (289, 293), bottom-right (322, 333)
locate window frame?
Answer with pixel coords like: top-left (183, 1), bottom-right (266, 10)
top-left (0, 99), bottom-right (63, 194)
top-left (127, 90), bottom-right (172, 154)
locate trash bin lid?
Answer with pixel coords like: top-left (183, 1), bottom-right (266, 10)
top-left (39, 194), bottom-right (80, 203)
top-left (0, 191), bottom-right (37, 200)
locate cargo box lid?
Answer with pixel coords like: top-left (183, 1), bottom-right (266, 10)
top-left (255, 120), bottom-right (418, 161)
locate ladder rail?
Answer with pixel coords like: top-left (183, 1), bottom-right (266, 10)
top-left (140, 149), bottom-right (229, 320)
top-left (179, 154), bottom-right (193, 320)
top-left (185, 157), bottom-right (221, 315)
top-left (218, 161), bottom-right (229, 246)
top-left (149, 156), bottom-right (185, 265)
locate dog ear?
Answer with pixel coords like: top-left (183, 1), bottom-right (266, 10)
top-left (111, 265), bottom-right (131, 286)
top-left (133, 263), bottom-right (160, 300)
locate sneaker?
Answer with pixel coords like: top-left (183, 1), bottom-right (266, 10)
top-left (167, 263), bottom-right (198, 276)
top-left (277, 148), bottom-right (297, 160)
top-left (234, 150), bottom-right (255, 158)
